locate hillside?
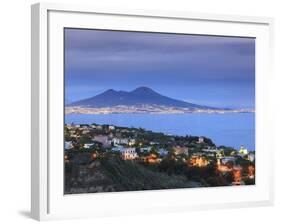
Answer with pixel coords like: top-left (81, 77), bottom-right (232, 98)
top-left (64, 155), bottom-right (201, 194)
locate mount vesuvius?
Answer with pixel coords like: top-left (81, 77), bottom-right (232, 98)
top-left (69, 87), bottom-right (215, 109)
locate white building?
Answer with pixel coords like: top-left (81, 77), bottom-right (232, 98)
top-left (128, 138), bottom-right (136, 146)
top-left (108, 125), bottom-right (115, 130)
top-left (66, 123), bottom-right (73, 128)
top-left (248, 153), bottom-right (255, 162)
top-left (112, 138), bottom-right (129, 145)
top-left (158, 148), bottom-right (168, 157)
top-left (96, 125), bottom-right (103, 130)
top-left (112, 145), bottom-right (124, 152)
top-left (112, 138), bottom-right (119, 145)
top-left (198, 137), bottom-right (204, 144)
top-left (121, 148), bottom-right (138, 160)
top-left (120, 138), bottom-right (129, 144)
top-left (238, 145), bottom-right (248, 156)
top-left (93, 135), bottom-right (111, 147)
top-left (202, 147), bottom-right (218, 153)
top-left (65, 141), bottom-right (73, 150)
top-left (140, 147), bottom-right (152, 153)
top-left (84, 143), bottom-right (95, 149)
top-left (221, 156), bottom-right (236, 164)
top-left (82, 129), bottom-right (90, 134)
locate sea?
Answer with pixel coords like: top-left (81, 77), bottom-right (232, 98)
top-left (65, 113), bottom-right (255, 151)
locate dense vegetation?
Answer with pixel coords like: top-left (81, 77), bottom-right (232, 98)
top-left (65, 154), bottom-right (201, 194)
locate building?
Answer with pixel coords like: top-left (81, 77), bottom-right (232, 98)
top-left (198, 137), bottom-right (204, 144)
top-left (247, 153), bottom-right (255, 162)
top-left (84, 143), bottom-right (95, 149)
top-left (66, 123), bottom-right (73, 129)
top-left (238, 145), bottom-right (248, 156)
top-left (121, 148), bottom-right (138, 160)
top-left (202, 147), bottom-right (217, 152)
top-left (221, 156), bottom-right (236, 165)
top-left (112, 145), bottom-right (124, 152)
top-left (230, 150), bottom-right (237, 156)
top-left (82, 129), bottom-right (90, 135)
top-left (69, 130), bottom-right (76, 135)
top-left (96, 125), bottom-right (103, 130)
top-left (65, 141), bottom-right (73, 150)
top-left (192, 152), bottom-right (204, 157)
top-left (108, 125), bottom-right (115, 130)
top-left (139, 147), bottom-right (152, 153)
top-left (173, 146), bottom-right (189, 156)
top-left (216, 150), bottom-right (225, 159)
top-left (248, 165), bottom-right (255, 179)
top-left (145, 154), bottom-right (160, 164)
top-left (128, 138), bottom-right (136, 146)
top-left (189, 156), bottom-right (209, 167)
top-left (112, 137), bottom-right (129, 145)
top-left (112, 138), bottom-right (119, 145)
top-left (232, 165), bottom-right (243, 185)
top-left (158, 148), bottom-right (169, 157)
top-left (202, 148), bottom-right (218, 157)
top-left (93, 135), bottom-right (111, 147)
top-left (216, 158), bottom-right (233, 172)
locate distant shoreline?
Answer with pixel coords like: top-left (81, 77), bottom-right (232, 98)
top-left (65, 106), bottom-right (255, 115)
top-left (65, 110), bottom-right (255, 150)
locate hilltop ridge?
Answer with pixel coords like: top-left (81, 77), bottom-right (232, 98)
top-left (69, 86), bottom-right (213, 109)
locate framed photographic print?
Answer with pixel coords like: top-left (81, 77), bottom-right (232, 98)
top-left (31, 2), bottom-right (274, 221)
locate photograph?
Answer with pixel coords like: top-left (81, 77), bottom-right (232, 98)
top-left (64, 28), bottom-right (256, 194)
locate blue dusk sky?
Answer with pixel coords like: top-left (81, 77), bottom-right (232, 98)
top-left (65, 28), bottom-right (255, 109)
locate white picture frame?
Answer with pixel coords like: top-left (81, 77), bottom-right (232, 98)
top-left (31, 2), bottom-right (274, 221)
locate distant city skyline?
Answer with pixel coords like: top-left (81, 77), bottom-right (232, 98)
top-left (65, 28), bottom-right (255, 109)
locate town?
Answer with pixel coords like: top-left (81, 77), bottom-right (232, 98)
top-left (64, 123), bottom-right (255, 194)
top-left (65, 105), bottom-right (255, 115)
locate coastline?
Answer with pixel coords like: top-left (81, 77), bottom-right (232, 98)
top-left (65, 106), bottom-right (255, 115)
top-left (65, 112), bottom-right (255, 151)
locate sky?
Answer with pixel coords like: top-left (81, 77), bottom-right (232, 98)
top-left (65, 28), bottom-right (255, 109)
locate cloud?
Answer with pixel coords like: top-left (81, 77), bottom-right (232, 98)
top-left (65, 28), bottom-right (254, 55)
top-left (64, 28), bottom-right (255, 107)
top-left (65, 28), bottom-right (255, 83)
